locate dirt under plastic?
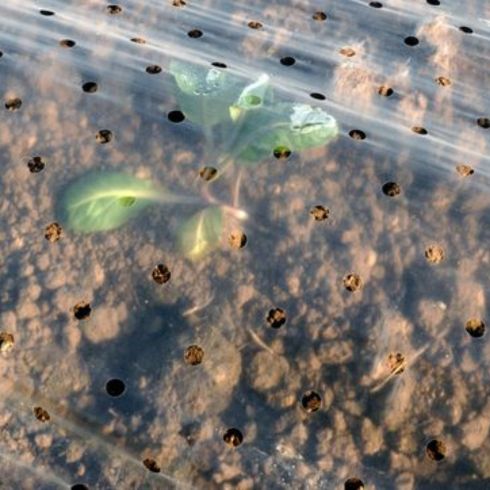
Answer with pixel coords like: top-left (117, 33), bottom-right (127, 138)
top-left (0, 0), bottom-right (489, 489)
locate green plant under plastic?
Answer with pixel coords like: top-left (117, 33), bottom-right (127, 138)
top-left (169, 61), bottom-right (339, 167)
top-left (59, 63), bottom-right (339, 259)
top-left (178, 206), bottom-right (224, 259)
top-left (60, 172), bottom-right (199, 233)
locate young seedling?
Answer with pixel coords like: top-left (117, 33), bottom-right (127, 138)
top-left (59, 62), bottom-right (339, 259)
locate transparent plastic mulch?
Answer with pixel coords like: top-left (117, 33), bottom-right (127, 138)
top-left (0, 0), bottom-right (489, 489)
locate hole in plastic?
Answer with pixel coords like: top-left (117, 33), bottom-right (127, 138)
top-left (310, 205), bottom-right (329, 221)
top-left (199, 167), bottom-right (218, 181)
top-left (188, 29), bottom-right (203, 39)
top-left (184, 345), bottom-right (204, 366)
top-left (44, 222), bottom-right (63, 242)
top-left (34, 406), bottom-right (50, 422)
top-left (59, 39), bottom-right (76, 48)
top-left (105, 378), bottom-right (126, 397)
top-left (477, 117), bottom-right (490, 129)
top-left (82, 82), bottom-right (98, 93)
top-left (273, 146), bottom-right (291, 159)
top-left (96, 129), bottom-right (113, 144)
top-left (280, 56), bottom-right (295, 66)
top-left (312, 12), bottom-right (327, 21)
top-left (465, 319), bottom-right (485, 338)
top-left (436, 76), bottom-right (451, 87)
top-left (426, 439), bottom-right (446, 461)
top-left (425, 245), bottom-right (445, 264)
top-left (28, 156), bottom-right (45, 173)
top-left (382, 182), bottom-right (401, 197)
top-left (247, 21), bottom-right (263, 29)
top-left (378, 86), bottom-right (393, 97)
top-left (267, 308), bottom-right (286, 329)
top-left (387, 352), bottom-right (406, 374)
top-left (301, 391), bottom-right (322, 413)
top-left (107, 5), bottom-right (122, 15)
top-left (339, 47), bottom-right (356, 57)
top-left (343, 274), bottom-right (362, 292)
top-left (456, 164), bottom-right (474, 177)
top-left (0, 332), bottom-right (15, 353)
top-left (228, 231), bottom-right (247, 249)
top-left (404, 36), bottom-right (419, 46)
top-left (168, 110), bottom-right (185, 123)
top-left (349, 129), bottom-right (366, 140)
top-left (152, 264), bottom-right (171, 284)
top-left (223, 428), bottom-right (243, 447)
top-left (73, 301), bottom-right (91, 320)
top-left (145, 65), bottom-right (162, 74)
top-left (5, 97), bottom-right (22, 111)
top-left (345, 478), bottom-right (365, 490)
top-left (143, 458), bottom-right (161, 473)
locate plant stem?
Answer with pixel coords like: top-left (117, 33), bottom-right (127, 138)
top-left (222, 204), bottom-right (248, 221)
top-left (151, 189), bottom-right (204, 205)
top-left (203, 125), bottom-right (215, 156)
top-left (233, 167), bottom-right (243, 208)
top-left (201, 187), bottom-right (248, 220)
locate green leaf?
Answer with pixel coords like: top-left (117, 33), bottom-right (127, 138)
top-left (234, 103), bottom-right (339, 164)
top-left (169, 61), bottom-right (243, 128)
top-left (178, 206), bottom-right (223, 259)
top-left (60, 172), bottom-right (187, 233)
top-left (288, 104), bottom-right (339, 150)
top-left (229, 74), bottom-right (271, 121)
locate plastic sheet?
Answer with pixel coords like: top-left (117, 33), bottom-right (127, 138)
top-left (0, 0), bottom-right (489, 488)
